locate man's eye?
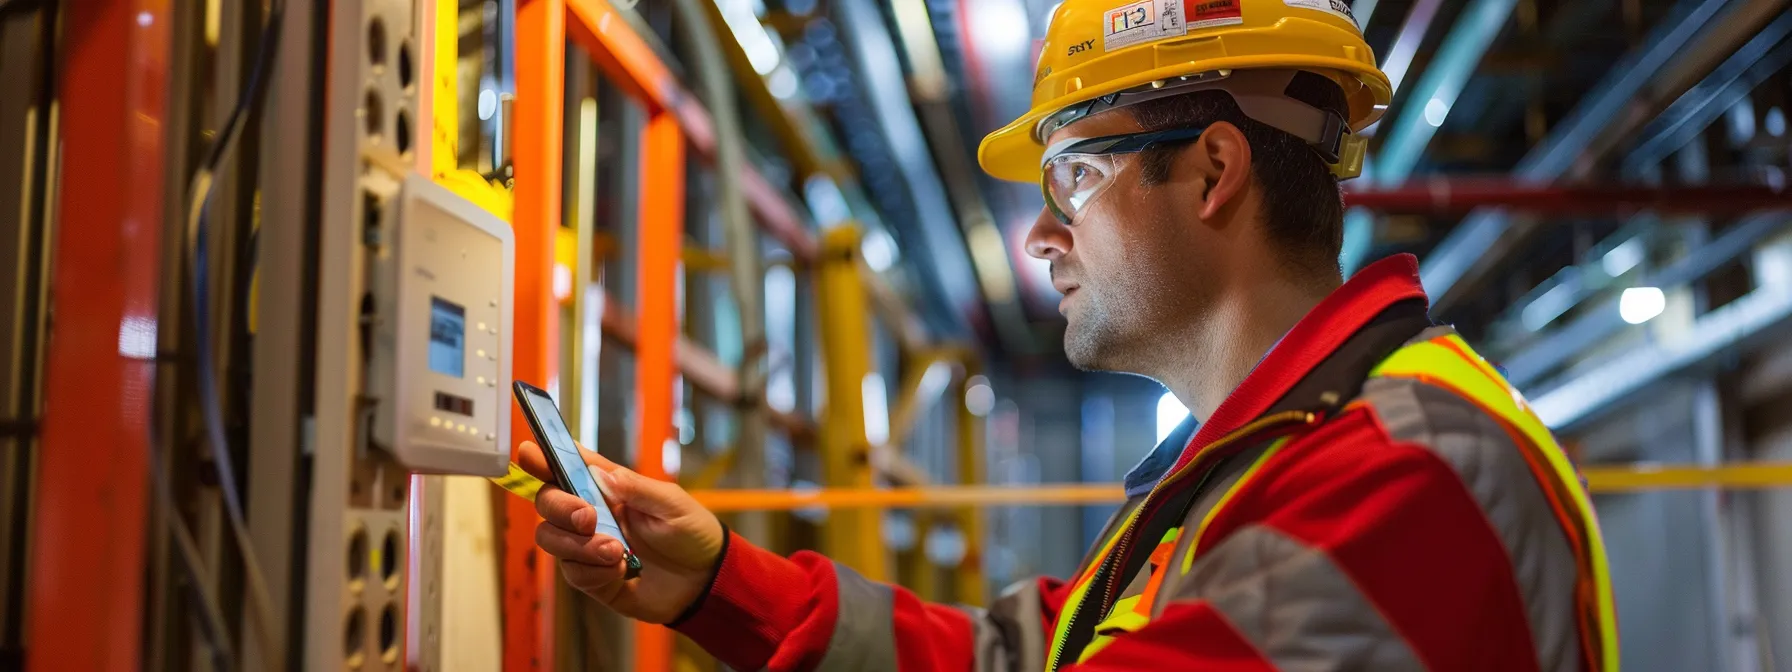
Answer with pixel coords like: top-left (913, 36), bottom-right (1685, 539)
top-left (1072, 163), bottom-right (1100, 186)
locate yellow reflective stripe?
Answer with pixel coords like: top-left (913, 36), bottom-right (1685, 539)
top-left (1372, 336), bottom-right (1619, 671)
top-left (1048, 501), bottom-right (1146, 667)
top-left (1077, 595), bottom-right (1150, 663)
top-left (1181, 436), bottom-right (1293, 574)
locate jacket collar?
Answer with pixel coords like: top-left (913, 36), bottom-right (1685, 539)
top-left (1123, 254), bottom-right (1431, 494)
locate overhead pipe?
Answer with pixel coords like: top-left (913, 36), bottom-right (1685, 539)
top-left (1344, 181), bottom-right (1792, 215)
top-left (889, 0), bottom-right (1038, 353)
top-left (1530, 279), bottom-right (1792, 431)
top-left (1500, 213), bottom-right (1791, 387)
top-left (1416, 0), bottom-right (1780, 311)
top-left (1623, 11), bottom-right (1792, 175)
top-left (835, 0), bottom-right (982, 338)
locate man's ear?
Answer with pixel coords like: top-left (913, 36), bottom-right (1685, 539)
top-left (1183, 122), bottom-right (1252, 222)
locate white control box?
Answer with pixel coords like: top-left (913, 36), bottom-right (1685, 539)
top-left (367, 175), bottom-right (513, 476)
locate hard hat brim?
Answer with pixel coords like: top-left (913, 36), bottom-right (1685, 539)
top-left (979, 56), bottom-right (1391, 184)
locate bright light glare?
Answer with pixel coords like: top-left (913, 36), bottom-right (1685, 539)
top-left (663, 438), bottom-right (682, 476)
top-left (863, 373), bottom-right (890, 446)
top-left (1602, 238), bottom-right (1644, 277)
top-left (1768, 107), bottom-right (1787, 137)
top-left (478, 89), bottom-right (498, 120)
top-left (862, 228), bottom-right (899, 272)
top-left (1423, 98), bottom-right (1450, 128)
top-left (1156, 392), bottom-right (1188, 444)
top-left (552, 263), bottom-right (573, 302)
top-left (965, 376), bottom-right (995, 416)
top-left (768, 67), bottom-right (800, 100)
top-left (720, 0), bottom-right (781, 74)
top-left (1620, 287), bottom-right (1666, 325)
top-left (118, 316), bottom-right (158, 358)
top-left (974, 0), bottom-right (1031, 60)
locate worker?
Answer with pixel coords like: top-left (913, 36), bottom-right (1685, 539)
top-left (520, 0), bottom-right (1619, 669)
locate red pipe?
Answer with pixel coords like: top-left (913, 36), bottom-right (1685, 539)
top-left (1344, 180), bottom-right (1792, 215)
top-left (28, 0), bottom-right (168, 668)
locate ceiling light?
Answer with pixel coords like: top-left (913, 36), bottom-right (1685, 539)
top-left (1619, 287), bottom-right (1666, 325)
top-left (1423, 98), bottom-right (1449, 128)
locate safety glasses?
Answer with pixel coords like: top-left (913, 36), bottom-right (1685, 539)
top-left (1040, 126), bottom-right (1208, 225)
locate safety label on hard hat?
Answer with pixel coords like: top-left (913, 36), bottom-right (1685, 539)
top-left (1283, 0), bottom-right (1355, 23)
top-left (1102, 0), bottom-right (1188, 52)
top-left (1186, 0), bottom-right (1244, 29)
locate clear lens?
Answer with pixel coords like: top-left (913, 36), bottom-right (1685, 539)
top-left (1043, 153), bottom-right (1119, 224)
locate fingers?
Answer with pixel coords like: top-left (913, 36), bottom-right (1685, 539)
top-left (516, 441), bottom-right (555, 483)
top-left (577, 443), bottom-right (622, 473)
top-left (594, 467), bottom-right (690, 518)
top-left (535, 521), bottom-right (625, 566)
top-left (535, 486), bottom-right (596, 535)
top-left (518, 439), bottom-right (622, 483)
top-left (560, 560), bottom-right (630, 604)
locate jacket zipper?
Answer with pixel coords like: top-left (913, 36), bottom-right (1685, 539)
top-left (1047, 409), bottom-right (1320, 671)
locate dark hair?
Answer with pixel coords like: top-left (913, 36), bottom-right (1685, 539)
top-left (1127, 71), bottom-right (1348, 280)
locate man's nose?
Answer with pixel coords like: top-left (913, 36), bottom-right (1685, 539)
top-left (1025, 208), bottom-right (1070, 261)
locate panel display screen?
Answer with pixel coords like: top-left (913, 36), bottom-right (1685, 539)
top-left (428, 297), bottom-right (466, 377)
top-left (434, 392), bottom-right (475, 417)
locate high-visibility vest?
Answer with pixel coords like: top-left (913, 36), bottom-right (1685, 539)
top-left (1046, 333), bottom-right (1619, 671)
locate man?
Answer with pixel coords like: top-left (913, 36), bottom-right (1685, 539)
top-left (522, 0), bottom-right (1619, 669)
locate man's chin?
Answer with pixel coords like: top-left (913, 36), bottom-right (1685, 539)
top-left (1062, 330), bottom-right (1111, 372)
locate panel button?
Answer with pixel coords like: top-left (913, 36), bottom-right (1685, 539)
top-left (430, 417), bottom-right (442, 428)
top-left (478, 321), bottom-right (488, 331)
top-left (476, 376), bottom-right (487, 385)
top-left (455, 423), bottom-right (467, 433)
top-left (476, 349), bottom-right (487, 359)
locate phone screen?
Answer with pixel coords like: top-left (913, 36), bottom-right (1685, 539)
top-left (517, 385), bottom-right (631, 552)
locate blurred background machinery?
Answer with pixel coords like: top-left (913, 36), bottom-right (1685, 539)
top-left (6, 0), bottom-right (1792, 669)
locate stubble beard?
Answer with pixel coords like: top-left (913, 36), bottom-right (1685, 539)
top-left (1062, 290), bottom-right (1129, 372)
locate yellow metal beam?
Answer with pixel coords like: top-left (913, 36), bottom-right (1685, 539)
top-left (815, 226), bottom-right (887, 580)
top-left (1580, 462), bottom-right (1792, 492)
top-left (495, 463), bottom-right (1792, 513)
top-left (951, 372), bottom-right (986, 606)
top-left (693, 485), bottom-right (1124, 511)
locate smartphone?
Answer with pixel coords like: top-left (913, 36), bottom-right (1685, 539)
top-left (513, 381), bottom-right (642, 578)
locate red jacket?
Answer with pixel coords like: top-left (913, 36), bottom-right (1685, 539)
top-left (669, 255), bottom-right (1603, 671)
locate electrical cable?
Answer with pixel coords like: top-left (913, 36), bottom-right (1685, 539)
top-left (181, 0), bottom-right (286, 661)
top-left (148, 431), bottom-right (238, 672)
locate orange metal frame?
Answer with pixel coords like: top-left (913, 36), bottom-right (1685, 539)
top-left (510, 0), bottom-right (566, 669)
top-left (26, 0), bottom-right (170, 668)
top-left (512, 0), bottom-right (832, 667)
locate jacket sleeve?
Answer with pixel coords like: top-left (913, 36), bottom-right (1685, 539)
top-left (1067, 408), bottom-right (1571, 671)
top-left (671, 530), bottom-right (1069, 672)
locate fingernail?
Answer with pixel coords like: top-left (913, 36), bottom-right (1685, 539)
top-left (594, 539), bottom-right (622, 564)
top-left (598, 469), bottom-right (621, 490)
top-left (571, 507), bottom-right (593, 534)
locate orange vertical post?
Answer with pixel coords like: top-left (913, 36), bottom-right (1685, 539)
top-left (633, 110), bottom-right (684, 672)
top-left (26, 0), bottom-right (168, 668)
top-left (509, 0), bottom-right (566, 669)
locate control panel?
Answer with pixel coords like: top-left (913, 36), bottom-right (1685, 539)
top-left (367, 175), bottom-right (513, 476)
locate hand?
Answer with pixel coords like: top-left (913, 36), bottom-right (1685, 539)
top-left (517, 440), bottom-right (725, 624)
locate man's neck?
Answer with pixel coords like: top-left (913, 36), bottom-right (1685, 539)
top-left (1159, 277), bottom-right (1336, 422)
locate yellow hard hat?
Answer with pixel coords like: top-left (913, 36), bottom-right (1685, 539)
top-left (977, 0), bottom-right (1392, 183)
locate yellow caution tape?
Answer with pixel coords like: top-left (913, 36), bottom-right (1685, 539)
top-left (489, 463), bottom-right (545, 502)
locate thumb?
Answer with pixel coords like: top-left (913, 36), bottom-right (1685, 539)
top-left (599, 468), bottom-right (688, 518)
